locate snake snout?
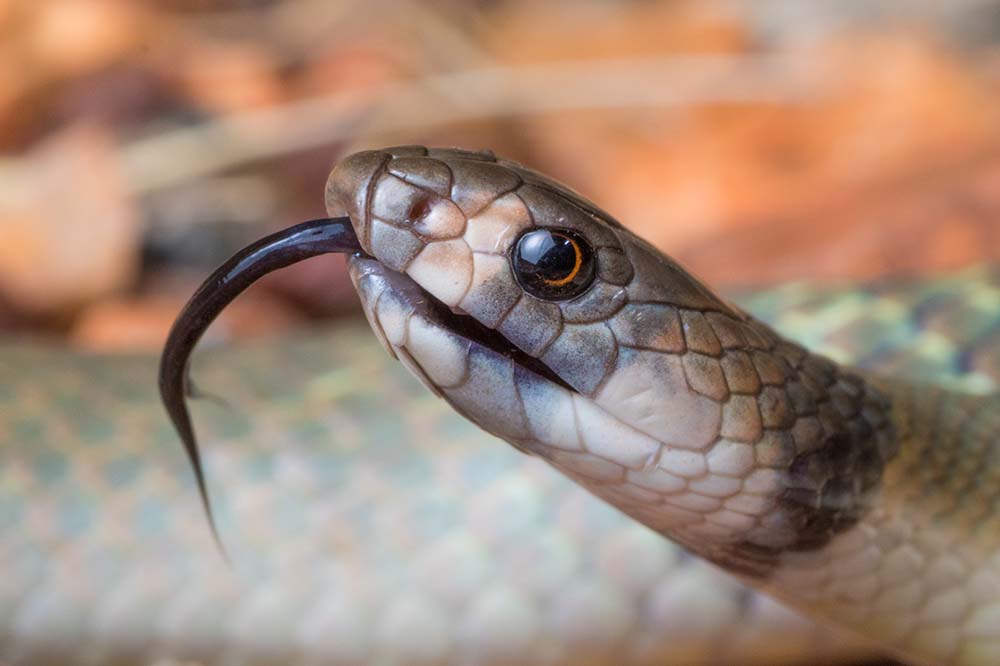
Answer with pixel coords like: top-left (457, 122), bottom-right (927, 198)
top-left (327, 146), bottom-right (529, 277)
top-left (325, 148), bottom-right (388, 253)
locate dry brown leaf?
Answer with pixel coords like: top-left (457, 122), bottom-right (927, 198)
top-left (29, 0), bottom-right (146, 77)
top-left (485, 0), bottom-right (750, 62)
top-left (0, 124), bottom-right (139, 314)
top-left (678, 154), bottom-right (1000, 286)
top-left (167, 39), bottom-right (287, 114)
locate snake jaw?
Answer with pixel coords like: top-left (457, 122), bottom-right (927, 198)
top-left (348, 255), bottom-right (574, 396)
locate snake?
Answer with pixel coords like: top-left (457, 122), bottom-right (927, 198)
top-left (2, 147), bottom-right (997, 666)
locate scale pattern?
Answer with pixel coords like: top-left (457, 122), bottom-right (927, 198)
top-left (768, 384), bottom-right (1000, 664)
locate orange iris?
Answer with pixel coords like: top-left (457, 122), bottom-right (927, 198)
top-left (541, 235), bottom-right (582, 286)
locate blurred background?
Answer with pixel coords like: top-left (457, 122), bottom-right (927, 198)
top-left (0, 0), bottom-right (999, 352)
top-left (0, 5), bottom-right (997, 665)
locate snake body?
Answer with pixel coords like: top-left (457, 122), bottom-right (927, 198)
top-left (328, 146), bottom-right (1000, 666)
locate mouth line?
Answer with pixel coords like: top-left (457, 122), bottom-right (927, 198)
top-left (392, 268), bottom-right (576, 394)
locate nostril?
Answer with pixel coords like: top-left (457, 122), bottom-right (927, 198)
top-left (407, 196), bottom-right (434, 224)
top-left (325, 149), bottom-right (390, 252)
top-left (406, 194), bottom-right (465, 240)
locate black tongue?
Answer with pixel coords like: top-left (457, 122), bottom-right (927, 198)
top-left (158, 216), bottom-right (361, 557)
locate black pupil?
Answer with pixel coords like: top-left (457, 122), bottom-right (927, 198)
top-left (511, 228), bottom-right (595, 300)
top-left (518, 231), bottom-right (576, 278)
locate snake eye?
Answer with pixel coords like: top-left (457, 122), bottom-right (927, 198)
top-left (511, 228), bottom-right (596, 300)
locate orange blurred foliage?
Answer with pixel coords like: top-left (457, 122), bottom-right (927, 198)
top-left (0, 0), bottom-right (997, 345)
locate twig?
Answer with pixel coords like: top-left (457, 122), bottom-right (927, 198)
top-left (117, 55), bottom-right (826, 195)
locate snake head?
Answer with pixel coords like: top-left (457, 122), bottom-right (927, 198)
top-left (327, 146), bottom-right (721, 383)
top-left (328, 146), bottom-right (896, 576)
top-left (165, 144), bottom-right (895, 577)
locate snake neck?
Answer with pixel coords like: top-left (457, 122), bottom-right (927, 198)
top-left (763, 382), bottom-right (1000, 665)
top-left (715, 332), bottom-right (901, 576)
top-left (571, 295), bottom-right (902, 578)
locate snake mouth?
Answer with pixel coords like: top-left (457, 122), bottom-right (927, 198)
top-left (326, 147), bottom-right (573, 392)
top-left (348, 255), bottom-right (575, 394)
top-left (420, 280), bottom-right (575, 393)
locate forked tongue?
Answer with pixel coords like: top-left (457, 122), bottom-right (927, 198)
top-left (158, 217), bottom-right (362, 558)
